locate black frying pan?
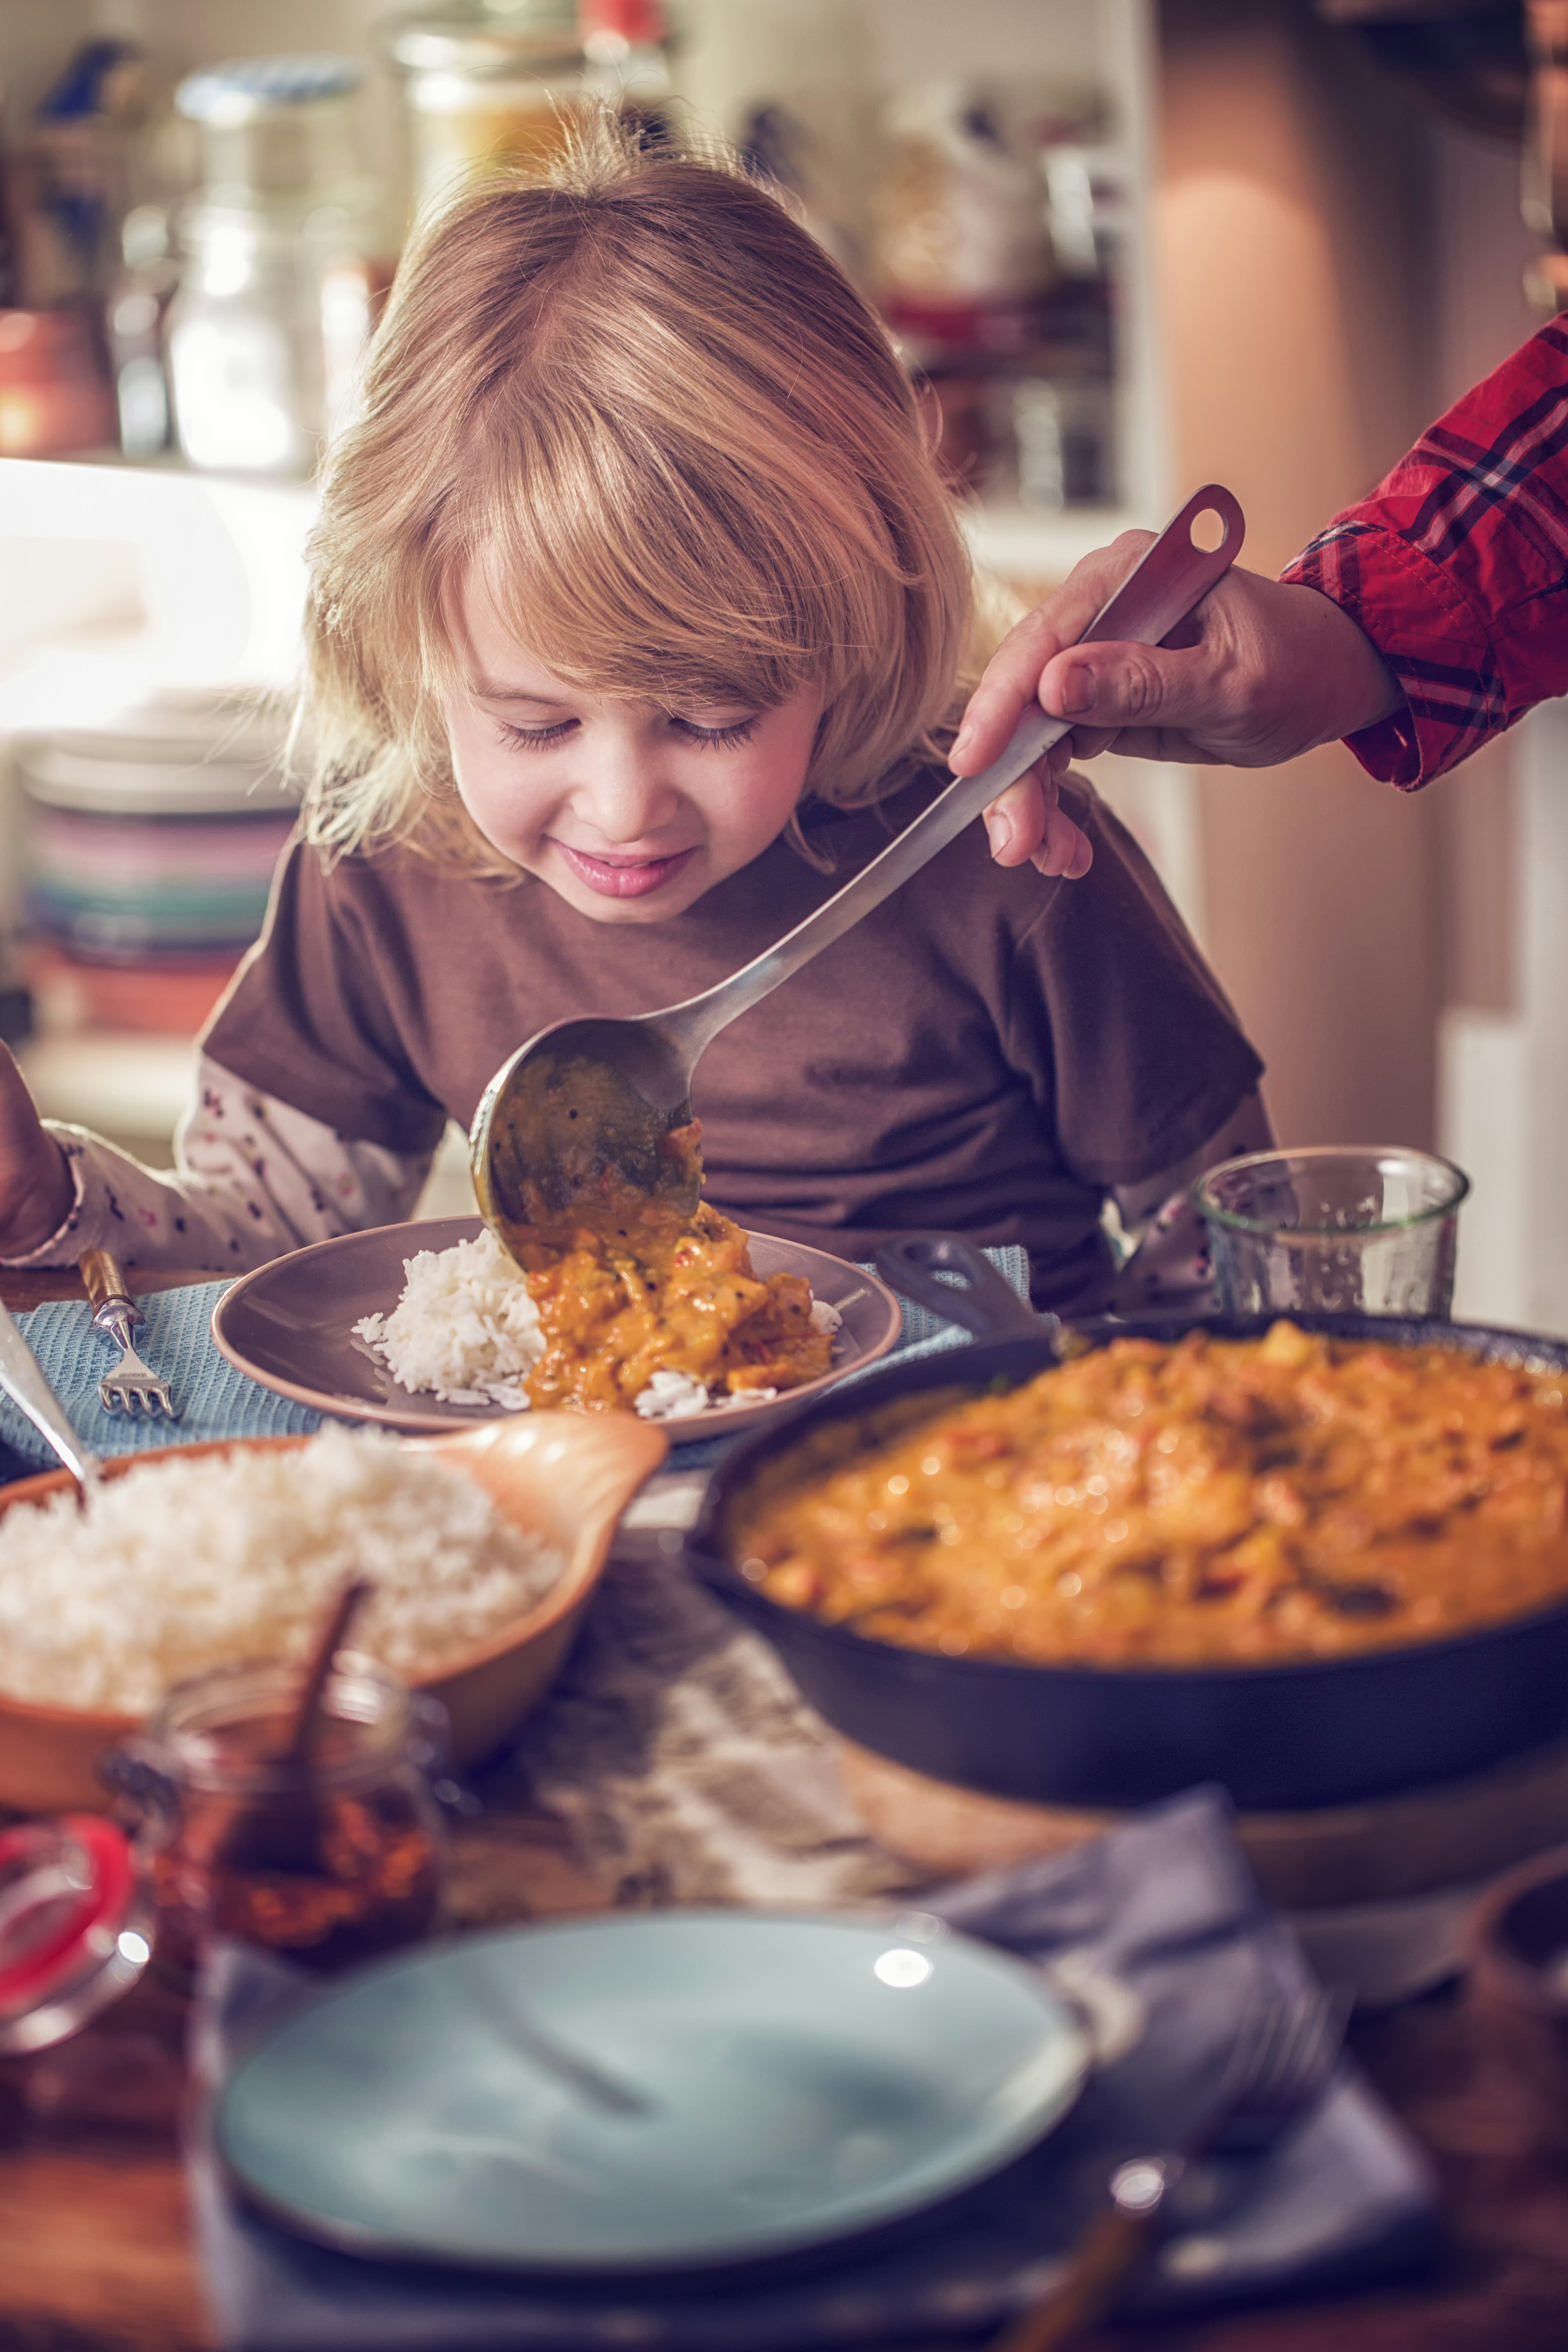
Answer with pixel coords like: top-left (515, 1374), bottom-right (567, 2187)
top-left (686, 1236), bottom-right (1568, 1812)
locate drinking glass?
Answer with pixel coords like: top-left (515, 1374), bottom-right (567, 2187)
top-left (1192, 1147), bottom-right (1470, 1319)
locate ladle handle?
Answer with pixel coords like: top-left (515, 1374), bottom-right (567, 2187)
top-left (0, 1297), bottom-right (99, 1493)
top-left (874, 1234), bottom-right (1056, 1343)
top-left (669, 486), bottom-right (1245, 1055)
top-left (80, 1248), bottom-right (137, 1325)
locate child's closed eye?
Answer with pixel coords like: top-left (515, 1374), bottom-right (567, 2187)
top-left (494, 713), bottom-right (758, 753)
top-left (671, 715), bottom-right (757, 750)
top-left (496, 718), bottom-right (575, 751)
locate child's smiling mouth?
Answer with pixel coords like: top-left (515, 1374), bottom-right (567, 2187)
top-left (553, 843), bottom-right (698, 899)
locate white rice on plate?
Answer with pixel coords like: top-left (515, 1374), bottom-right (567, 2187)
top-left (0, 1425), bottom-right (565, 1713)
top-left (634, 1369), bottom-right (778, 1421)
top-left (354, 1228), bottom-right (545, 1408)
top-left (355, 1229), bottom-right (845, 1417)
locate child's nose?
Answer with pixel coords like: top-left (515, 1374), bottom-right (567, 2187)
top-left (574, 747), bottom-right (681, 844)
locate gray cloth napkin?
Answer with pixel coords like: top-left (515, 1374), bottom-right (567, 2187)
top-left (187, 1788), bottom-right (1439, 2350)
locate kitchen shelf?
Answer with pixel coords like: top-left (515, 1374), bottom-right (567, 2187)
top-left (0, 454), bottom-right (314, 710)
top-left (18, 1026), bottom-right (475, 1215)
top-left (962, 501), bottom-right (1149, 590)
top-left (0, 454), bottom-right (1146, 728)
top-left (19, 1032), bottom-right (197, 1165)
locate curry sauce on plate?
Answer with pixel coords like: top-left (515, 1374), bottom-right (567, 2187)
top-left (729, 1322), bottom-right (1568, 1665)
top-left (521, 1196), bottom-right (832, 1412)
top-left (506, 1121), bottom-right (832, 1412)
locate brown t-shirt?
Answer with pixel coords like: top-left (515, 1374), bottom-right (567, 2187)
top-left (202, 773), bottom-right (1263, 1313)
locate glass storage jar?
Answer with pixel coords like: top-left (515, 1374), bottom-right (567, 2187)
top-left (383, 1), bottom-right (677, 216)
top-left (382, 7), bottom-right (590, 213)
top-left (166, 56), bottom-right (382, 476)
top-left (109, 1654), bottom-right (447, 1975)
top-left (0, 1815), bottom-right (153, 2056)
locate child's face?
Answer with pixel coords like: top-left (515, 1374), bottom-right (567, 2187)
top-left (449, 582), bottom-right (821, 924)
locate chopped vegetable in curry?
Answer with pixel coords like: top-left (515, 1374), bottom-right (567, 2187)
top-left (728, 1321), bottom-right (1568, 1664)
top-left (507, 1121), bottom-right (831, 1412)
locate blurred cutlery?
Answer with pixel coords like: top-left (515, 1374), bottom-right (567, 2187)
top-left (990, 1979), bottom-right (1350, 2352)
top-left (80, 1249), bottom-right (179, 1420)
top-left (461, 1967), bottom-right (656, 2118)
top-left (0, 1296), bottom-right (99, 1497)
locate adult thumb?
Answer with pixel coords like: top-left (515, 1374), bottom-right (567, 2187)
top-left (1039, 637), bottom-right (1209, 731)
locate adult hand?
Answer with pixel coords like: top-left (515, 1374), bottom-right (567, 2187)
top-left (0, 1045), bottom-right (71, 1258)
top-left (962, 532), bottom-right (1405, 875)
top-left (979, 756), bottom-right (1096, 879)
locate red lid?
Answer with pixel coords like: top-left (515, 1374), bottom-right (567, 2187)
top-left (0, 308), bottom-right (105, 385)
top-left (0, 1815), bottom-right (148, 2044)
top-left (578, 0), bottom-right (668, 45)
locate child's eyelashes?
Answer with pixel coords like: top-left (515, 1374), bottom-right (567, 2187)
top-left (673, 716), bottom-right (757, 750)
top-left (494, 714), bottom-right (758, 753)
top-left (496, 719), bottom-right (575, 751)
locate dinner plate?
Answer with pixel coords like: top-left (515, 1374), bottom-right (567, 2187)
top-left (210, 1216), bottom-right (903, 1439)
top-left (213, 1909), bottom-right (1089, 2272)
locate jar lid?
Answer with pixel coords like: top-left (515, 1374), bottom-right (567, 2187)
top-left (383, 11), bottom-right (584, 78)
top-left (176, 55), bottom-right (364, 125)
top-left (581, 0), bottom-right (668, 44)
top-left (0, 1816), bottom-right (153, 2056)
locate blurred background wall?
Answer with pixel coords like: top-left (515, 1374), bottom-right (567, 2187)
top-left (1159, 0), bottom-right (1537, 1165)
top-left (1161, 0), bottom-right (1438, 1154)
top-left (1154, 0), bottom-right (1543, 1321)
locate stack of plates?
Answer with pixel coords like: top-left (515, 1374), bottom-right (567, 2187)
top-left (18, 691), bottom-right (299, 969)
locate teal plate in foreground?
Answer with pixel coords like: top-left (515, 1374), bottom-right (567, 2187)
top-left (213, 1910), bottom-right (1090, 2273)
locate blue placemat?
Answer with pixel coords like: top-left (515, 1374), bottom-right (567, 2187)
top-left (0, 1282), bottom-right (325, 1472)
top-left (187, 1788), bottom-right (1439, 2350)
top-left (0, 1248), bottom-right (1033, 1478)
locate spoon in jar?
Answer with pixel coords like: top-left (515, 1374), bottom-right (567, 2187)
top-left (211, 1576), bottom-right (373, 1880)
top-left (471, 485), bottom-right (1245, 1258)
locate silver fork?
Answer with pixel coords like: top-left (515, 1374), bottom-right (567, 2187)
top-left (991, 1980), bottom-right (1351, 2352)
top-left (79, 1249), bottom-right (180, 1421)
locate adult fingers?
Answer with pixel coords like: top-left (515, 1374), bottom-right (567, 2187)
top-left (951, 533), bottom-right (1154, 775)
top-left (1031, 793), bottom-right (1094, 878)
top-left (1035, 632), bottom-right (1231, 741)
top-left (1059, 721), bottom-right (1121, 763)
top-left (982, 764), bottom-right (1094, 879)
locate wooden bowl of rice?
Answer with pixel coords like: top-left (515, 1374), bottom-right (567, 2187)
top-left (0, 1412), bottom-right (668, 1814)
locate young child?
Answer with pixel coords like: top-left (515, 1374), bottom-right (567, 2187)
top-left (0, 125), bottom-right (1268, 1315)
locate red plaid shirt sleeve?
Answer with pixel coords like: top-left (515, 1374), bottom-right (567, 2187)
top-left (1280, 316), bottom-right (1568, 788)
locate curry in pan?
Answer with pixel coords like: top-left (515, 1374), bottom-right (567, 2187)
top-left (728, 1321), bottom-right (1568, 1666)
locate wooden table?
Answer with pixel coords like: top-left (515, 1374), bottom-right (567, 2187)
top-left (0, 1264), bottom-right (214, 1316)
top-left (4, 1267), bottom-right (1568, 2352)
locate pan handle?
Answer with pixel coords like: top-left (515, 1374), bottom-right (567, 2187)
top-left (874, 1234), bottom-right (1053, 1343)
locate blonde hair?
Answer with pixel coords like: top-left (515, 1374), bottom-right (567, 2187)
top-left (301, 115), bottom-right (976, 870)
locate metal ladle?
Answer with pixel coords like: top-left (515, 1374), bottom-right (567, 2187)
top-left (471, 485), bottom-right (1245, 1256)
top-left (0, 1297), bottom-right (99, 1499)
